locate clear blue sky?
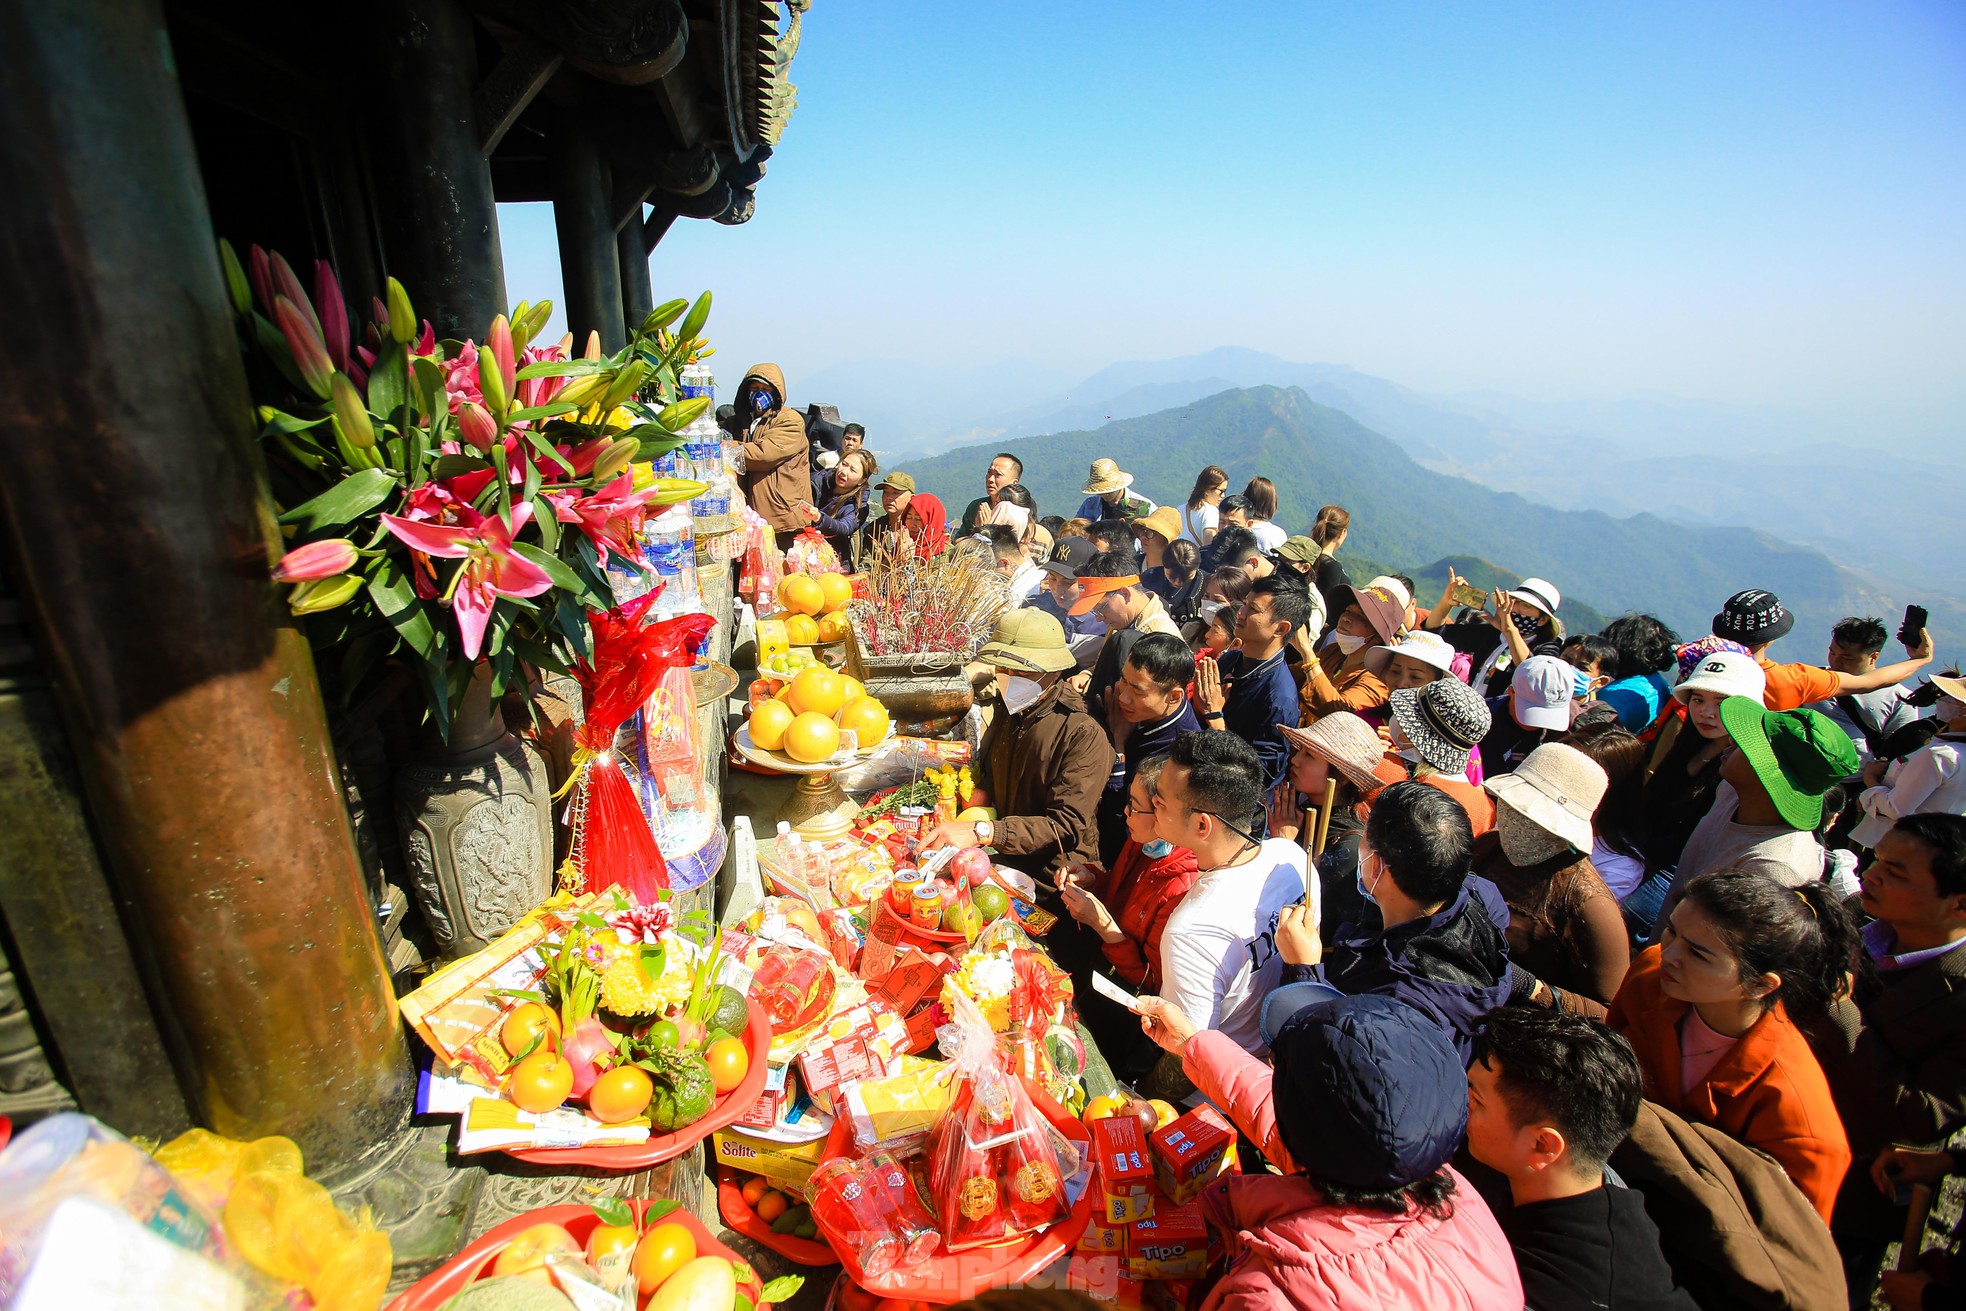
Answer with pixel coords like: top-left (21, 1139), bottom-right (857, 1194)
top-left (501, 0), bottom-right (1965, 414)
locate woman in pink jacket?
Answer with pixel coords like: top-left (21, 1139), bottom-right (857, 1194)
top-left (1139, 986), bottom-right (1523, 1310)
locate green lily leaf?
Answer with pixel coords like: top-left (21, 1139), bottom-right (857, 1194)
top-left (512, 542), bottom-right (588, 595)
top-left (530, 494), bottom-right (561, 551)
top-left (279, 467), bottom-right (399, 530)
top-left (410, 356), bottom-right (447, 422)
top-left (636, 432), bottom-right (685, 461)
top-left (431, 453), bottom-right (491, 480)
top-left (367, 559), bottom-right (441, 660)
top-left (506, 401), bottom-right (578, 425)
top-left (518, 426), bottom-right (575, 476)
top-left (368, 342), bottom-right (409, 420)
top-left (259, 408), bottom-right (332, 436)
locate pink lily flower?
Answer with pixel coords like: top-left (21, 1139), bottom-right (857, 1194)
top-left (272, 537), bottom-right (358, 581)
top-left (400, 470), bottom-right (496, 522)
top-left (515, 342), bottom-right (570, 411)
top-left (439, 341), bottom-right (485, 415)
top-left (545, 473), bottom-right (659, 566)
top-left (381, 503), bottom-right (554, 660)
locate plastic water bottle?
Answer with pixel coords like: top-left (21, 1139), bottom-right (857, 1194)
top-left (631, 506), bottom-right (698, 610)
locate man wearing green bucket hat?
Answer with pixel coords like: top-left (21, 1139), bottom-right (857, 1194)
top-left (1666, 697), bottom-right (1861, 907)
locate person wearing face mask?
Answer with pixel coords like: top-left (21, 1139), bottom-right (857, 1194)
top-left (1480, 655), bottom-right (1577, 777)
top-left (1474, 744), bottom-right (1628, 1010)
top-left (1300, 583), bottom-right (1403, 721)
top-left (1428, 574), bottom-right (1566, 697)
top-left (735, 363), bottom-right (810, 547)
top-left (1850, 672), bottom-right (1966, 848)
top-left (1266, 780), bottom-right (1515, 1066)
top-left (1058, 754), bottom-right (1200, 1071)
top-left (921, 609), bottom-right (1111, 882)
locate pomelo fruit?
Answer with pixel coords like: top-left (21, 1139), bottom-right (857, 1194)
top-left (748, 700), bottom-right (795, 752)
top-left (783, 712), bottom-right (841, 764)
top-left (787, 665), bottom-right (846, 718)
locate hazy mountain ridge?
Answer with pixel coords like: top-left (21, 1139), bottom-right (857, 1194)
top-left (896, 386), bottom-right (1962, 658)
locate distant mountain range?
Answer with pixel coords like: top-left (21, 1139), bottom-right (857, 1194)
top-left (898, 386), bottom-right (1963, 659)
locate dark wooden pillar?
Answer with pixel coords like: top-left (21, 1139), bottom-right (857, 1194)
top-left (368, 0), bottom-right (507, 339)
top-left (618, 207), bottom-right (655, 336)
top-left (0, 0), bottom-right (411, 1169)
top-left (554, 123), bottom-right (626, 353)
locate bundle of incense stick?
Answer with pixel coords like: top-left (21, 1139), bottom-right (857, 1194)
top-left (854, 535), bottom-right (1010, 659)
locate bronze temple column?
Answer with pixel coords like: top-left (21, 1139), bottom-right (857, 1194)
top-left (0, 0), bottom-right (411, 1170)
top-left (554, 121), bottom-right (628, 353)
top-left (618, 207), bottom-right (656, 336)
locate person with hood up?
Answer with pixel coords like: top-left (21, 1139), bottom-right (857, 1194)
top-left (922, 609), bottom-right (1111, 880)
top-left (1133, 988), bottom-right (1522, 1310)
top-left (736, 363), bottom-right (810, 547)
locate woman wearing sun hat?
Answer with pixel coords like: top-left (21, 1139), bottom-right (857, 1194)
top-left (1301, 581), bottom-right (1405, 720)
top-left (1475, 744), bottom-right (1628, 1009)
top-left (1389, 679), bottom-right (1497, 836)
top-left (1270, 712), bottom-right (1410, 931)
top-left (1073, 457), bottom-right (1156, 522)
top-left (1427, 573), bottom-right (1566, 698)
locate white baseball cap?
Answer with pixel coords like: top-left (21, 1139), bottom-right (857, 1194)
top-left (1510, 654), bottom-right (1576, 731)
top-left (1673, 650), bottom-right (1767, 705)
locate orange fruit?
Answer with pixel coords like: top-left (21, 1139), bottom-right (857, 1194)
top-left (817, 572), bottom-right (854, 614)
top-left (632, 1222), bottom-right (697, 1296)
top-left (784, 613), bottom-right (820, 645)
top-left (777, 573), bottom-right (825, 616)
top-left (587, 1065), bottom-right (654, 1124)
top-left (500, 1002), bottom-right (560, 1056)
top-left (505, 1051), bottom-right (573, 1114)
top-left (754, 1191), bottom-right (789, 1224)
top-left (1081, 1093), bottom-right (1127, 1132)
top-left (815, 611), bottom-right (851, 644)
top-left (783, 712), bottom-right (841, 764)
top-left (705, 1037), bottom-right (750, 1094)
top-left (840, 674), bottom-right (867, 701)
top-left (836, 696), bottom-right (890, 746)
top-left (740, 1176), bottom-right (770, 1206)
top-left (749, 699), bottom-right (795, 752)
top-left (787, 665), bottom-right (846, 718)
top-left (491, 1222), bottom-right (582, 1284)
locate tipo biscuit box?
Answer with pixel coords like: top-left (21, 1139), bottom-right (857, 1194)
top-left (1091, 1115), bottom-right (1157, 1224)
top-left (1149, 1105), bottom-right (1235, 1204)
top-left (1076, 1214), bottom-right (1126, 1254)
top-left (1124, 1197), bottom-right (1210, 1279)
top-left (710, 1127), bottom-right (827, 1190)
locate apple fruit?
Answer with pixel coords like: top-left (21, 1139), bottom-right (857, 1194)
top-left (949, 847), bottom-right (993, 890)
top-left (1120, 1098), bottom-right (1160, 1138)
top-left (490, 1223), bottom-right (582, 1285)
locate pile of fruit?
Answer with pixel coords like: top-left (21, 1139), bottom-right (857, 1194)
top-left (433, 1202), bottom-right (802, 1311)
top-left (497, 900), bottom-right (753, 1133)
top-left (771, 570), bottom-right (855, 647)
top-left (745, 663), bottom-right (890, 765)
top-left (1081, 1091), bottom-right (1179, 1137)
top-left (733, 1174), bottom-right (819, 1243)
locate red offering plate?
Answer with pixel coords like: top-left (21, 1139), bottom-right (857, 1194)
top-left (812, 1080), bottom-right (1094, 1304)
top-left (716, 1166), bottom-right (840, 1267)
top-left (502, 999), bottom-right (772, 1169)
top-left (387, 1202), bottom-right (769, 1311)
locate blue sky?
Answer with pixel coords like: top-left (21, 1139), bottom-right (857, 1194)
top-left (501, 0), bottom-right (1965, 419)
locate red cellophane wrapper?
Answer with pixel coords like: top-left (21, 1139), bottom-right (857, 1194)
top-left (927, 993), bottom-right (1080, 1251)
top-left (569, 590), bottom-right (715, 901)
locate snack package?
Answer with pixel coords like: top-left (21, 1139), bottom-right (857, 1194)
top-left (842, 1058), bottom-right (958, 1153)
top-left (783, 528), bottom-right (844, 575)
top-left (1149, 1106), bottom-right (1237, 1205)
top-left (925, 992), bottom-right (1081, 1251)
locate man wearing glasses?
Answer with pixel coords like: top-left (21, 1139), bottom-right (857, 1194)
top-left (1151, 732), bottom-right (1312, 1062)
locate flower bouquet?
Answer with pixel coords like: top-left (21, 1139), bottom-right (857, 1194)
top-left (222, 241), bottom-right (717, 737)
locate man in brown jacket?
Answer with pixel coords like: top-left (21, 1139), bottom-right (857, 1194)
top-left (923, 609), bottom-right (1112, 880)
top-left (736, 362), bottom-right (809, 546)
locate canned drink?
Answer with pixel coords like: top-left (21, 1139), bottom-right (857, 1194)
top-left (909, 881), bottom-right (945, 929)
top-left (889, 867), bottom-right (923, 915)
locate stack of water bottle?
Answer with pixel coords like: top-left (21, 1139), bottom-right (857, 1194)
top-left (679, 362), bottom-right (738, 533)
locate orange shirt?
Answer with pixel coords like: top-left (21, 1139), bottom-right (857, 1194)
top-left (1418, 775), bottom-right (1496, 837)
top-left (1758, 657), bottom-right (1839, 712)
top-left (1606, 946), bottom-right (1850, 1223)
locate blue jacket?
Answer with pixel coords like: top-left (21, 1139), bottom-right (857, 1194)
top-left (1216, 648), bottom-right (1296, 793)
top-left (1285, 875), bottom-right (1517, 1066)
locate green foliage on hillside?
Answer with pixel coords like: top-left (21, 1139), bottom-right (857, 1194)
top-left (898, 386), bottom-right (1891, 650)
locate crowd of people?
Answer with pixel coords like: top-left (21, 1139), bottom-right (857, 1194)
top-left (737, 398), bottom-right (1966, 1309)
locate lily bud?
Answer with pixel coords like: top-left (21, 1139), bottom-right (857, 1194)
top-left (582, 330), bottom-right (602, 361)
top-left (314, 260), bottom-right (351, 370)
top-left (487, 315), bottom-right (517, 402)
top-left (677, 289), bottom-right (712, 344)
top-left (477, 340), bottom-right (509, 416)
top-left (457, 402), bottom-right (498, 453)
top-left (288, 574), bottom-right (362, 615)
top-left (385, 277), bottom-right (416, 345)
top-left (248, 245), bottom-right (275, 315)
top-left (273, 538), bottom-right (358, 582)
top-left (274, 296), bottom-right (334, 399)
top-left (217, 239), bottom-right (251, 315)
top-left (329, 372), bottom-right (374, 448)
top-left (590, 436), bottom-right (639, 485)
top-left (599, 359), bottom-right (648, 412)
top-left (656, 396), bottom-right (711, 432)
top-left (270, 251), bottom-right (320, 339)
top-left (551, 373), bottom-right (610, 412)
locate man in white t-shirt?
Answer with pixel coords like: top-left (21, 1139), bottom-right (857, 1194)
top-left (1150, 731), bottom-right (1312, 1056)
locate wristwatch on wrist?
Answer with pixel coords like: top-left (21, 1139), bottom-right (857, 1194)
top-left (974, 819), bottom-right (993, 845)
top-left (1201, 710), bottom-right (1224, 722)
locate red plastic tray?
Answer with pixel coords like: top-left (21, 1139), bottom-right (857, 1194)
top-left (502, 998), bottom-right (772, 1169)
top-left (716, 1166), bottom-right (840, 1267)
top-left (387, 1201), bottom-right (766, 1311)
top-left (812, 1080), bottom-right (1094, 1304)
